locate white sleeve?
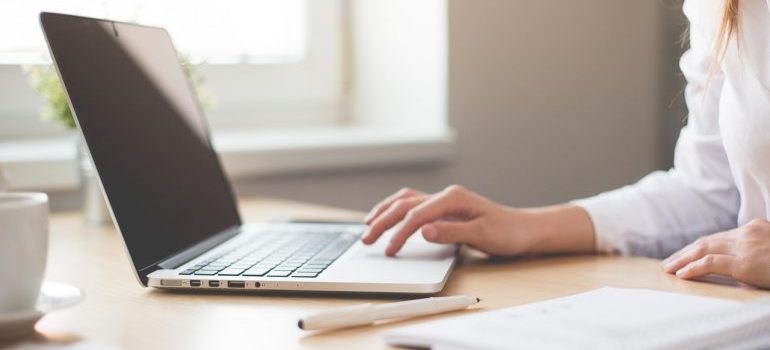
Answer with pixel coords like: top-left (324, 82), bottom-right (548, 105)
top-left (572, 0), bottom-right (739, 258)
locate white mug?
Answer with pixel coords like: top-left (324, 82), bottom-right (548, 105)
top-left (0, 192), bottom-right (49, 313)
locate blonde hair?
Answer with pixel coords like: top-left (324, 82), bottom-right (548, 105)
top-left (713, 0), bottom-right (739, 64)
top-left (704, 0), bottom-right (739, 90)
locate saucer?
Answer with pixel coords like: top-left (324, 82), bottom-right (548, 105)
top-left (0, 282), bottom-right (84, 342)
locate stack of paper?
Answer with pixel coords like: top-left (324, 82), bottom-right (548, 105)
top-left (385, 287), bottom-right (770, 350)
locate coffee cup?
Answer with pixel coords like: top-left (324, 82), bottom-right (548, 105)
top-left (0, 192), bottom-right (49, 313)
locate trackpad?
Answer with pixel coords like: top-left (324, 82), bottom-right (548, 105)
top-left (323, 229), bottom-right (457, 285)
top-left (353, 229), bottom-right (456, 261)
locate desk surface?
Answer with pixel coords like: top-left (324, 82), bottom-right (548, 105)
top-left (10, 198), bottom-right (770, 349)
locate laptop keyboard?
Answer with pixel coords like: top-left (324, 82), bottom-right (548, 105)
top-left (178, 226), bottom-right (362, 279)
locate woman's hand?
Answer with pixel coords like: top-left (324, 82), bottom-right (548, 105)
top-left (662, 219), bottom-right (770, 289)
top-left (361, 185), bottom-right (596, 257)
top-left (362, 185), bottom-right (525, 256)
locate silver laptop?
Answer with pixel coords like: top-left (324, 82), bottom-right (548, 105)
top-left (40, 12), bottom-right (457, 294)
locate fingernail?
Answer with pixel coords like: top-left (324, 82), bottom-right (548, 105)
top-left (386, 243), bottom-right (396, 256)
top-left (676, 269), bottom-right (686, 277)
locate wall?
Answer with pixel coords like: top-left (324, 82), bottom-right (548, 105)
top-left (231, 0), bottom-right (685, 212)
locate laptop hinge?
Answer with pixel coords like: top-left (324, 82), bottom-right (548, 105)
top-left (155, 226), bottom-right (242, 270)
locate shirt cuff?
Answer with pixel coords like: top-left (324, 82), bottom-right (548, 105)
top-left (571, 195), bottom-right (627, 255)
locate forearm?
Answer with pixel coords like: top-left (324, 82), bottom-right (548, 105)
top-left (362, 185), bottom-right (599, 257)
top-left (516, 204), bottom-right (596, 255)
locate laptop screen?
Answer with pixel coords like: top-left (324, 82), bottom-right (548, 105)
top-left (41, 13), bottom-right (241, 273)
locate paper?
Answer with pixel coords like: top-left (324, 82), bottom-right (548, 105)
top-left (385, 287), bottom-right (760, 350)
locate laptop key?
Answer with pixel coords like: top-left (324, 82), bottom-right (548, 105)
top-left (243, 268), bottom-right (270, 277)
top-left (229, 263), bottom-right (253, 269)
top-left (266, 270), bottom-right (292, 277)
top-left (194, 270), bottom-right (218, 275)
top-left (291, 272), bottom-right (319, 278)
top-left (260, 263), bottom-right (283, 269)
top-left (297, 267), bottom-right (323, 272)
top-left (277, 263), bottom-right (301, 268)
top-left (296, 270), bottom-right (323, 275)
top-left (205, 264), bottom-right (229, 269)
top-left (260, 259), bottom-right (283, 264)
top-left (218, 268), bottom-right (247, 276)
top-left (276, 267), bottom-right (299, 273)
top-left (204, 267), bottom-right (228, 272)
top-left (308, 259), bottom-right (333, 264)
top-left (303, 263), bottom-right (328, 269)
top-left (179, 269), bottom-right (197, 275)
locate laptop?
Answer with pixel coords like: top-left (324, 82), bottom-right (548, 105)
top-left (40, 12), bottom-right (457, 294)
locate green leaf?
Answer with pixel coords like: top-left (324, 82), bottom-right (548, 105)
top-left (22, 54), bottom-right (214, 130)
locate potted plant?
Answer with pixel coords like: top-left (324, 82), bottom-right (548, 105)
top-left (23, 56), bottom-right (212, 224)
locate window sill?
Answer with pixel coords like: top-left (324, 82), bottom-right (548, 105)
top-left (0, 126), bottom-right (455, 191)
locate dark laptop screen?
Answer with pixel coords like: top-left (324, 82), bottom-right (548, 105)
top-left (41, 13), bottom-right (241, 273)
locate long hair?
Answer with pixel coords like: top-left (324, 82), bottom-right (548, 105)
top-left (704, 0), bottom-right (739, 90)
top-left (713, 0), bottom-right (739, 66)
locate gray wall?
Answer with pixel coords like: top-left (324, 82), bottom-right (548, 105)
top-left (231, 0), bottom-right (687, 212)
top-left (47, 1), bottom-right (688, 213)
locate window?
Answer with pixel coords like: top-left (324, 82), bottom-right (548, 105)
top-left (0, 0), bottom-right (452, 191)
top-left (0, 0), bottom-right (306, 64)
top-left (0, 0), bottom-right (344, 139)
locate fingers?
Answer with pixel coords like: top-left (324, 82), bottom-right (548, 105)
top-left (662, 235), bottom-right (733, 274)
top-left (362, 195), bottom-right (426, 245)
top-left (663, 230), bottom-right (731, 265)
top-left (666, 222), bottom-right (770, 288)
top-left (386, 186), bottom-right (474, 256)
top-left (364, 187), bottom-right (424, 225)
top-left (674, 254), bottom-right (736, 280)
top-left (421, 221), bottom-right (480, 245)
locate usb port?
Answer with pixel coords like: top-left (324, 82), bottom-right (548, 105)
top-left (208, 280), bottom-right (220, 287)
top-left (227, 281), bottom-right (245, 288)
top-left (160, 279), bottom-right (182, 287)
top-left (189, 280), bottom-right (201, 287)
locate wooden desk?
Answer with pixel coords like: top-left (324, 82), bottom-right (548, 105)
top-left (10, 198), bottom-right (770, 349)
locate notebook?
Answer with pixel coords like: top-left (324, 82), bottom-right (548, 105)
top-left (384, 287), bottom-right (770, 350)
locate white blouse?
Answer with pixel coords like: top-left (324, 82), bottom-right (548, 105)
top-left (575, 0), bottom-right (770, 258)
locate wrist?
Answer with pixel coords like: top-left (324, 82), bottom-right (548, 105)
top-left (516, 204), bottom-right (596, 254)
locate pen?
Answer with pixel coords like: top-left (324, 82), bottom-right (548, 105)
top-left (298, 295), bottom-right (481, 331)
